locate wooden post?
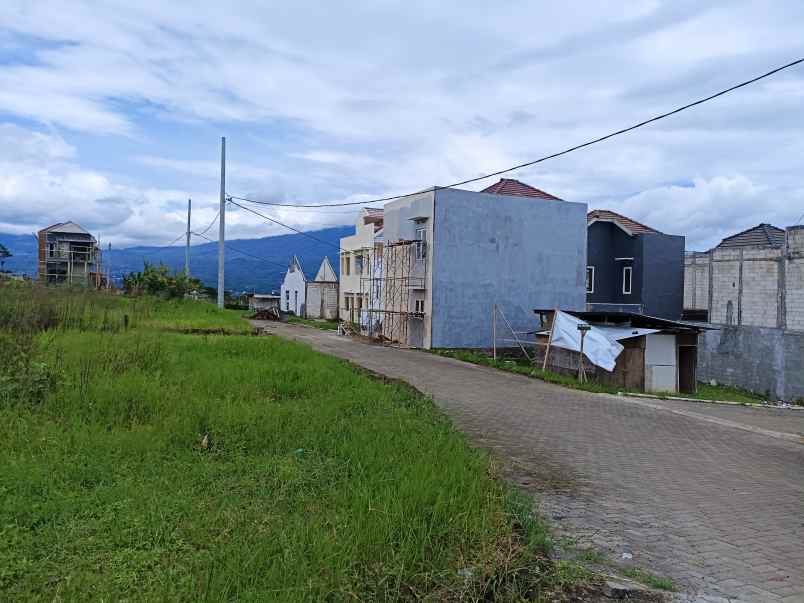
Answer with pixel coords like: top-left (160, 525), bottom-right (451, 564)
top-left (492, 303), bottom-right (497, 361)
top-left (542, 308), bottom-right (558, 371)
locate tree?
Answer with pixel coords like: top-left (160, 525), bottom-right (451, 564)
top-left (123, 262), bottom-right (202, 298)
top-left (0, 244), bottom-right (11, 272)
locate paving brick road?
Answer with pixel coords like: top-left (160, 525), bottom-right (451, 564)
top-left (257, 322), bottom-right (804, 602)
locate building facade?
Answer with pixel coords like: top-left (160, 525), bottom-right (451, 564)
top-left (37, 222), bottom-right (100, 286)
top-left (305, 257), bottom-right (339, 320)
top-left (339, 208), bottom-right (383, 325)
top-left (684, 224), bottom-right (804, 401)
top-left (586, 210), bottom-right (685, 319)
top-left (350, 179), bottom-right (587, 349)
top-left (280, 255), bottom-right (307, 315)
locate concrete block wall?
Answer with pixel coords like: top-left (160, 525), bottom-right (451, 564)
top-left (740, 259), bottom-right (778, 327)
top-left (683, 254), bottom-right (710, 310)
top-left (786, 227), bottom-right (804, 331)
top-left (710, 259), bottom-right (739, 325)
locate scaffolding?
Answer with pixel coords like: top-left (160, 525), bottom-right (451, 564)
top-left (359, 239), bottom-right (426, 346)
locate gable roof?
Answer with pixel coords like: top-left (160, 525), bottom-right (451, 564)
top-left (313, 256), bottom-right (337, 282)
top-left (286, 255), bottom-right (306, 281)
top-left (716, 223), bottom-right (785, 249)
top-left (40, 221), bottom-right (96, 240)
top-left (587, 210), bottom-right (661, 236)
top-left (480, 178), bottom-right (562, 201)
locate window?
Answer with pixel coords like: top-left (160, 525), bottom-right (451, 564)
top-left (586, 266), bottom-right (595, 294)
top-left (344, 295), bottom-right (351, 310)
top-left (342, 254), bottom-right (350, 276)
top-left (355, 254), bottom-right (364, 274)
top-left (622, 266), bottom-right (632, 295)
top-left (414, 299), bottom-right (425, 313)
top-left (285, 290), bottom-right (290, 310)
top-left (415, 227), bottom-right (427, 260)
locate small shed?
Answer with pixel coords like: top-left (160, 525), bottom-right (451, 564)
top-left (248, 293), bottom-right (280, 312)
top-left (306, 257), bottom-right (339, 320)
top-left (533, 309), bottom-right (708, 394)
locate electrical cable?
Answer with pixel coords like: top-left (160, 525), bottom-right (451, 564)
top-left (228, 57), bottom-right (804, 209)
top-left (192, 230), bottom-right (290, 270)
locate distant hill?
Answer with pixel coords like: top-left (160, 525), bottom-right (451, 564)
top-left (0, 226), bottom-right (351, 293)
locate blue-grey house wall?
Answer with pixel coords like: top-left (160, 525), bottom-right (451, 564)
top-left (640, 233), bottom-right (685, 319)
top-left (586, 223), bottom-right (684, 319)
top-left (430, 188), bottom-right (587, 349)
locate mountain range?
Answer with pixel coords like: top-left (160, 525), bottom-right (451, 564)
top-left (0, 227), bottom-right (350, 293)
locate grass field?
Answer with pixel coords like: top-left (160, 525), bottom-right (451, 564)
top-left (1, 283), bottom-right (578, 600)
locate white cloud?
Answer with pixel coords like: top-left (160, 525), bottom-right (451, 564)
top-left (0, 1), bottom-right (802, 249)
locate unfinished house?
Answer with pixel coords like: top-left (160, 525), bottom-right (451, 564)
top-left (534, 309), bottom-right (704, 394)
top-left (684, 224), bottom-right (804, 401)
top-left (305, 257), bottom-right (339, 320)
top-left (339, 208), bottom-right (384, 325)
top-left (356, 179), bottom-right (587, 348)
top-left (37, 222), bottom-right (101, 286)
top-left (280, 256), bottom-right (307, 315)
top-left (586, 210), bottom-right (684, 319)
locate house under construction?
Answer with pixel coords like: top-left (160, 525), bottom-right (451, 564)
top-left (340, 179), bottom-right (588, 349)
top-left (37, 222), bottom-right (102, 286)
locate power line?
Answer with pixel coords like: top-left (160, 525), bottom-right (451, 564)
top-left (195, 208), bottom-right (221, 236)
top-left (228, 57), bottom-right (804, 209)
top-left (228, 198), bottom-right (343, 252)
top-left (192, 230), bottom-right (290, 270)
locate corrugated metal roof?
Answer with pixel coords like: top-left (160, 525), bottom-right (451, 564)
top-left (480, 178), bottom-right (562, 201)
top-left (587, 210), bottom-right (661, 235)
top-left (716, 223), bottom-right (785, 248)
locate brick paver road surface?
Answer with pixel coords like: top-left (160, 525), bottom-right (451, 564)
top-left (257, 322), bottom-right (804, 602)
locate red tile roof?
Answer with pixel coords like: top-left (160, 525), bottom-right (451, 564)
top-left (587, 210), bottom-right (661, 235)
top-left (480, 178), bottom-right (562, 201)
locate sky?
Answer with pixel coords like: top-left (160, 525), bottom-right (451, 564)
top-left (0, 1), bottom-right (803, 251)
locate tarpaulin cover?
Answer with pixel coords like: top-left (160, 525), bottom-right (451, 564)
top-left (548, 311), bottom-right (624, 372)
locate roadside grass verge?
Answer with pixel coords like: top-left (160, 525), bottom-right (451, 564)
top-left (1, 286), bottom-right (583, 600)
top-left (432, 348), bottom-right (771, 405)
top-left (287, 315), bottom-right (340, 331)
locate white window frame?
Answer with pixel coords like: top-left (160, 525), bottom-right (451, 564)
top-left (622, 266), bottom-right (632, 295)
top-left (586, 266), bottom-right (595, 294)
top-left (414, 299), bottom-right (424, 313)
top-left (415, 227), bottom-right (427, 260)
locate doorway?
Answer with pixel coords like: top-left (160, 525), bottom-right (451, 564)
top-left (678, 345), bottom-right (697, 394)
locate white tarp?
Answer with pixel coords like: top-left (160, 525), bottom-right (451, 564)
top-left (548, 311), bottom-right (624, 372)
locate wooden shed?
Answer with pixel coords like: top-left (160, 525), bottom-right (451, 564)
top-left (533, 310), bottom-right (707, 394)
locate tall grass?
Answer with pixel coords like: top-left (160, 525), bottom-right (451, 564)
top-left (0, 285), bottom-right (567, 600)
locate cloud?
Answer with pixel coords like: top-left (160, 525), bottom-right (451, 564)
top-left (0, 1), bottom-right (802, 251)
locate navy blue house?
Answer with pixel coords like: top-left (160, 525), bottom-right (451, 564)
top-left (586, 210), bottom-right (685, 319)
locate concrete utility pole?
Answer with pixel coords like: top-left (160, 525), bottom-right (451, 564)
top-left (185, 198), bottom-right (192, 276)
top-left (107, 242), bottom-right (112, 288)
top-left (217, 137), bottom-right (226, 308)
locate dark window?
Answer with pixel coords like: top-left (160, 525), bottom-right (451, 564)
top-left (622, 266), bottom-right (632, 295)
top-left (586, 266), bottom-right (595, 293)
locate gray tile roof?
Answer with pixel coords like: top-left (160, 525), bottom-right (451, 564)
top-left (716, 223), bottom-right (785, 248)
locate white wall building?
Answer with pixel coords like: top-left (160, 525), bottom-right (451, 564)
top-left (280, 255), bottom-right (307, 315)
top-left (339, 208), bottom-right (384, 325)
top-left (306, 257), bottom-right (339, 320)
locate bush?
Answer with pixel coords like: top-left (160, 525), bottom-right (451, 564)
top-left (123, 263), bottom-right (202, 299)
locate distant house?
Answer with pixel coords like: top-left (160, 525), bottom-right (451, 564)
top-left (305, 257), bottom-right (339, 320)
top-left (586, 210), bottom-right (685, 319)
top-left (37, 221), bottom-right (102, 287)
top-left (280, 256), bottom-right (306, 315)
top-left (340, 178), bottom-right (587, 348)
